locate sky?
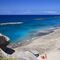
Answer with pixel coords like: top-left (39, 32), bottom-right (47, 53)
top-left (0, 0), bottom-right (60, 15)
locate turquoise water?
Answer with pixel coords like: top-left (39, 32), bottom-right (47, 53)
top-left (0, 15), bottom-right (60, 43)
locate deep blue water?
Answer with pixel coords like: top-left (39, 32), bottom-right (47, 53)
top-left (0, 15), bottom-right (60, 43)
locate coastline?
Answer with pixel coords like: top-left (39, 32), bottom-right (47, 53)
top-left (8, 26), bottom-right (59, 48)
top-left (2, 27), bottom-right (60, 60)
top-left (14, 27), bottom-right (58, 49)
top-left (8, 26), bottom-right (56, 48)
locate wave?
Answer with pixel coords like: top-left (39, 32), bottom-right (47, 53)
top-left (0, 33), bottom-right (10, 41)
top-left (0, 22), bottom-right (23, 25)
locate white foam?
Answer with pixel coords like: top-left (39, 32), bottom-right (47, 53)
top-left (0, 33), bottom-right (10, 41)
top-left (0, 22), bottom-right (23, 25)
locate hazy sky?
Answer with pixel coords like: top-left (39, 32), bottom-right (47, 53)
top-left (0, 0), bottom-right (60, 15)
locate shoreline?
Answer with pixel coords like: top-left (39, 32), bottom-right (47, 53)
top-left (8, 26), bottom-right (60, 48)
top-left (2, 27), bottom-right (60, 60)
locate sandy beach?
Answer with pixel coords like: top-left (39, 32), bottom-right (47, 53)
top-left (1, 27), bottom-right (60, 60)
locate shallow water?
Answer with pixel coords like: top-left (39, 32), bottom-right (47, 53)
top-left (0, 15), bottom-right (60, 43)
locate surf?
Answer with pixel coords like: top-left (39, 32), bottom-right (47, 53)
top-left (0, 22), bottom-right (23, 25)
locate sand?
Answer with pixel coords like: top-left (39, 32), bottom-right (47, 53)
top-left (1, 27), bottom-right (60, 60)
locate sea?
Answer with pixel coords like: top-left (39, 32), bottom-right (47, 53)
top-left (0, 15), bottom-right (60, 43)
